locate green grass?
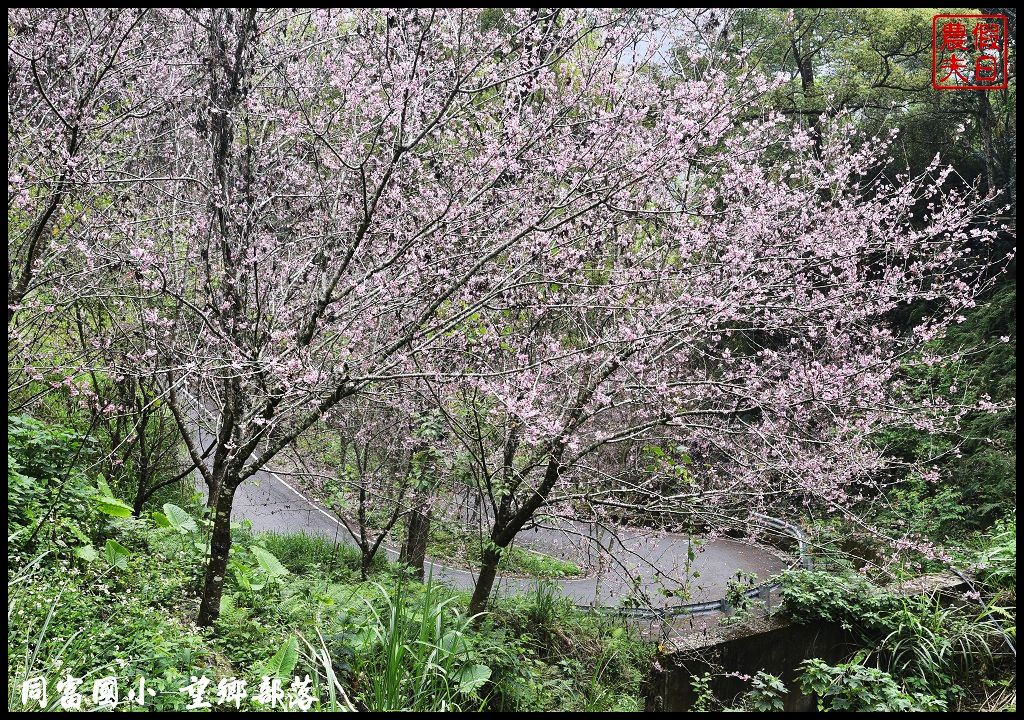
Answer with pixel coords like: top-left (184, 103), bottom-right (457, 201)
top-left (502, 545), bottom-right (583, 579)
top-left (425, 518), bottom-right (584, 579)
top-left (256, 530), bottom-right (378, 576)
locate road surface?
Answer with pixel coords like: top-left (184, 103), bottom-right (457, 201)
top-left (200, 454), bottom-right (790, 610)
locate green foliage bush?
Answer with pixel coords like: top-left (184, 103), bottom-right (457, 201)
top-left (484, 583), bottom-right (654, 711)
top-left (798, 658), bottom-right (946, 711)
top-left (779, 570), bottom-right (1012, 705)
top-left (975, 518), bottom-right (1016, 592)
top-left (8, 415), bottom-right (213, 710)
top-left (716, 671), bottom-right (786, 712)
top-left (8, 415), bottom-right (100, 548)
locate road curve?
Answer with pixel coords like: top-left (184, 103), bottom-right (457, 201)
top-left (207, 459), bottom-right (789, 609)
top-left (183, 392), bottom-right (788, 610)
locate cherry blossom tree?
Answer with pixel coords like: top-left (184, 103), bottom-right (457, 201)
top-left (7, 9), bottom-right (163, 319)
top-left (7, 8), bottom-right (203, 520)
top-left (93, 7), bottom-right (717, 625)
top-left (430, 109), bottom-right (1012, 614)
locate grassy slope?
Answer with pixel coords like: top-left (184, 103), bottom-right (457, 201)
top-left (7, 415), bottom-right (653, 712)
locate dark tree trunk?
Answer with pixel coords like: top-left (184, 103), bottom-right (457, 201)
top-left (469, 545), bottom-right (502, 617)
top-left (401, 506), bottom-right (431, 581)
top-left (977, 89), bottom-right (998, 196)
top-left (131, 461), bottom-right (153, 517)
top-left (790, 22), bottom-right (822, 160)
top-left (360, 552), bottom-right (371, 581)
top-left (198, 483), bottom-right (236, 626)
top-left (8, 130), bottom-right (78, 323)
top-left (206, 478), bottom-right (221, 511)
top-left (469, 446), bottom-right (567, 617)
top-left (132, 489), bottom-right (147, 518)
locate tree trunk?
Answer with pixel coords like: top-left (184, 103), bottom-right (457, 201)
top-left (131, 467), bottom-right (153, 517)
top-left (400, 506), bottom-right (431, 581)
top-left (790, 24), bottom-right (821, 160)
top-left (206, 478), bottom-right (220, 511)
top-left (132, 489), bottom-right (147, 518)
top-left (976, 89), bottom-right (998, 196)
top-left (198, 483), bottom-right (236, 626)
top-left (468, 545), bottom-right (502, 617)
top-left (360, 548), bottom-right (373, 581)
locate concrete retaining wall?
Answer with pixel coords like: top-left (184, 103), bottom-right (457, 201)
top-left (646, 615), bottom-right (853, 711)
top-left (646, 572), bottom-right (971, 711)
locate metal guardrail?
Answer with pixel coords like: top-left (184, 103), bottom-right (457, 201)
top-left (573, 513), bottom-right (813, 621)
top-left (753, 512), bottom-right (814, 572)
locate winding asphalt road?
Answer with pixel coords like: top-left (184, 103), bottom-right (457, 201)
top-left (211, 468), bottom-right (790, 607)
top-left (189, 437), bottom-right (786, 612)
top-left (183, 392), bottom-right (787, 611)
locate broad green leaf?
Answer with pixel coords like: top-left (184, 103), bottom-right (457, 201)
top-left (440, 629), bottom-right (460, 653)
top-left (456, 664), bottom-right (491, 694)
top-left (163, 503), bottom-right (198, 534)
top-left (252, 546), bottom-right (289, 578)
top-left (95, 496), bottom-right (134, 518)
top-left (92, 475), bottom-right (133, 517)
top-left (152, 511), bottom-right (171, 528)
top-left (75, 544), bottom-right (98, 563)
top-left (104, 539), bottom-right (130, 569)
top-left (263, 635), bottom-right (299, 679)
